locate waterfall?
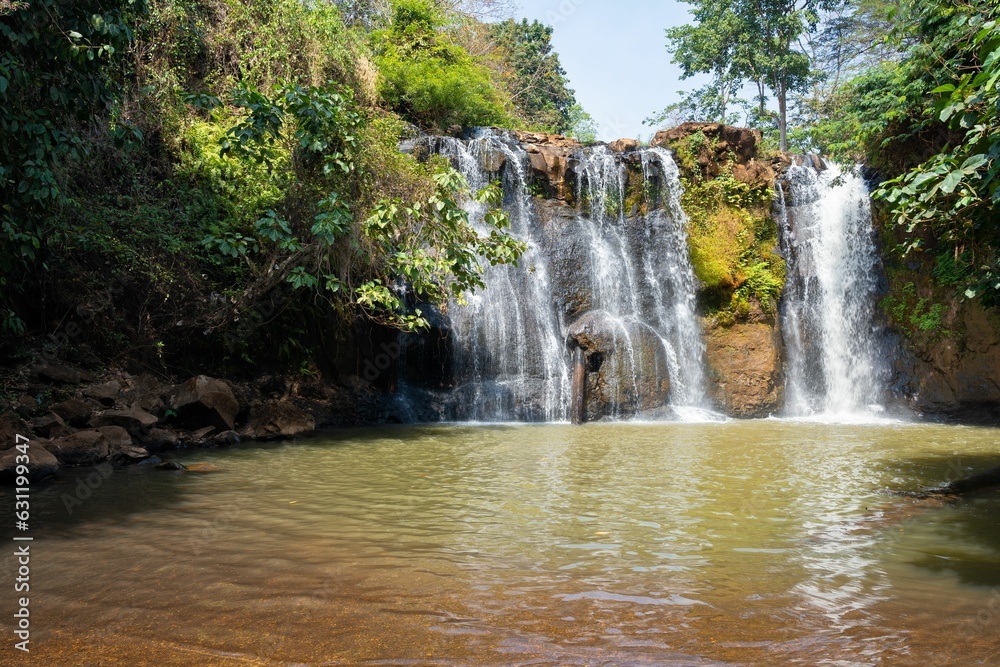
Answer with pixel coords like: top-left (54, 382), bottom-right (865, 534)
top-left (437, 131), bottom-right (571, 422)
top-left (410, 131), bottom-right (708, 422)
top-left (778, 162), bottom-right (887, 416)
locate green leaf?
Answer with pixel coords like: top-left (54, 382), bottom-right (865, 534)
top-left (940, 170), bottom-right (963, 194)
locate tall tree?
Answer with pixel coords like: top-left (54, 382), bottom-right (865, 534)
top-left (658, 0), bottom-right (832, 150)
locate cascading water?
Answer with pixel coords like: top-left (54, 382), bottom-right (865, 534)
top-left (410, 130), bottom-right (709, 422)
top-left (437, 131), bottom-right (571, 422)
top-left (778, 162), bottom-right (887, 416)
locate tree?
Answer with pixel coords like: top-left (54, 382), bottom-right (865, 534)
top-left (657, 0), bottom-right (831, 150)
top-left (490, 18), bottom-right (577, 133)
top-left (0, 0), bottom-right (147, 332)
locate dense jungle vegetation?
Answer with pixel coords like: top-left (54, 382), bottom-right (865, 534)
top-left (0, 0), bottom-right (590, 373)
top-left (1, 0), bottom-right (998, 376)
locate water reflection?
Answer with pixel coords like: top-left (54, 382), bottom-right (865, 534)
top-left (0, 422), bottom-right (998, 666)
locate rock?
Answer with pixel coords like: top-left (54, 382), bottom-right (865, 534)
top-left (731, 160), bottom-right (776, 186)
top-left (566, 311), bottom-right (671, 421)
top-left (212, 430), bottom-right (241, 446)
top-left (33, 364), bottom-right (95, 385)
top-left (154, 460), bottom-right (185, 471)
top-left (139, 428), bottom-right (181, 452)
top-left (111, 446), bottom-right (150, 464)
top-left (67, 343), bottom-right (102, 370)
top-left (47, 430), bottom-right (110, 466)
top-left (50, 397), bottom-right (99, 426)
top-left (137, 455), bottom-right (163, 466)
top-left (83, 380), bottom-right (121, 406)
top-left (31, 413), bottom-right (74, 439)
top-left (704, 322), bottom-right (784, 418)
top-left (0, 412), bottom-right (33, 445)
top-left (13, 395), bottom-right (37, 418)
top-left (608, 138), bottom-right (640, 153)
top-left (246, 401), bottom-right (316, 440)
top-left (122, 374), bottom-right (171, 416)
top-left (90, 408), bottom-right (159, 437)
top-left (514, 130), bottom-right (582, 201)
top-left (95, 425), bottom-right (134, 452)
top-left (651, 123), bottom-right (762, 179)
top-left (171, 375), bottom-right (239, 431)
top-left (0, 445), bottom-right (59, 482)
top-left (184, 463), bottom-right (223, 473)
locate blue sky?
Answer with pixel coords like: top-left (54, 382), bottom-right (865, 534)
top-left (513, 0), bottom-right (709, 141)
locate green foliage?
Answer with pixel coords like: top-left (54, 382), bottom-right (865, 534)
top-left (373, 0), bottom-right (513, 131)
top-left (873, 4), bottom-right (1000, 304)
top-left (0, 0), bottom-right (147, 329)
top-left (880, 281), bottom-right (952, 340)
top-left (490, 18), bottom-right (576, 133)
top-left (680, 166), bottom-right (785, 319)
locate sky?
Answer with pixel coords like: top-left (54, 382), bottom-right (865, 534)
top-left (513, 0), bottom-right (710, 141)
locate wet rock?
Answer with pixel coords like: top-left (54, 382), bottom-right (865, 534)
top-left (567, 311), bottom-right (671, 421)
top-left (137, 455), bottom-right (163, 466)
top-left (90, 408), bottom-right (159, 437)
top-left (154, 460), bottom-right (185, 471)
top-left (184, 462), bottom-right (223, 473)
top-left (33, 364), bottom-right (95, 385)
top-left (83, 380), bottom-right (121, 407)
top-left (212, 430), bottom-right (241, 446)
top-left (139, 428), bottom-right (181, 452)
top-left (47, 430), bottom-right (110, 466)
top-left (171, 375), bottom-right (239, 431)
top-left (704, 321), bottom-right (784, 418)
top-left (111, 445), bottom-right (150, 465)
top-left (246, 400), bottom-right (316, 440)
top-left (0, 444), bottom-right (59, 482)
top-left (515, 130), bottom-right (582, 201)
top-left (50, 397), bottom-right (99, 426)
top-left (31, 413), bottom-right (74, 439)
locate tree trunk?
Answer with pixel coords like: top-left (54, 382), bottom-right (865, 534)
top-left (778, 84), bottom-right (788, 152)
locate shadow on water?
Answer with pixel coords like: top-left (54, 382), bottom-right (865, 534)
top-left (0, 424), bottom-right (524, 542)
top-left (883, 453), bottom-right (1000, 587)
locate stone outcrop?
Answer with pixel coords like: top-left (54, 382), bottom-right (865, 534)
top-left (245, 400), bottom-right (317, 440)
top-left (652, 122), bottom-right (775, 184)
top-left (514, 130), bottom-right (582, 201)
top-left (567, 311), bottom-right (671, 421)
top-left (704, 322), bottom-right (784, 417)
top-left (171, 375), bottom-right (239, 431)
top-left (47, 430), bottom-right (110, 466)
top-left (892, 298), bottom-right (1000, 419)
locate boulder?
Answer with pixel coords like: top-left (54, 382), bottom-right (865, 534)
top-left (171, 376), bottom-right (239, 431)
top-left (13, 395), bottom-right (37, 418)
top-left (0, 444), bottom-right (59, 482)
top-left (33, 364), bottom-right (95, 385)
top-left (608, 138), bottom-right (641, 153)
top-left (514, 130), bottom-right (582, 201)
top-left (139, 428), bottom-right (182, 452)
top-left (567, 311), bottom-right (671, 421)
top-left (31, 413), bottom-right (74, 439)
top-left (90, 408), bottom-right (159, 437)
top-left (50, 397), bottom-right (99, 426)
top-left (704, 322), bottom-right (784, 418)
top-left (95, 426), bottom-right (134, 452)
top-left (83, 380), bottom-right (121, 406)
top-left (246, 401), bottom-right (317, 440)
top-left (111, 445), bottom-right (150, 464)
top-left (0, 412), bottom-right (34, 444)
top-left (651, 123), bottom-right (760, 167)
top-left (47, 430), bottom-right (109, 466)
top-left (122, 374), bottom-right (171, 416)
